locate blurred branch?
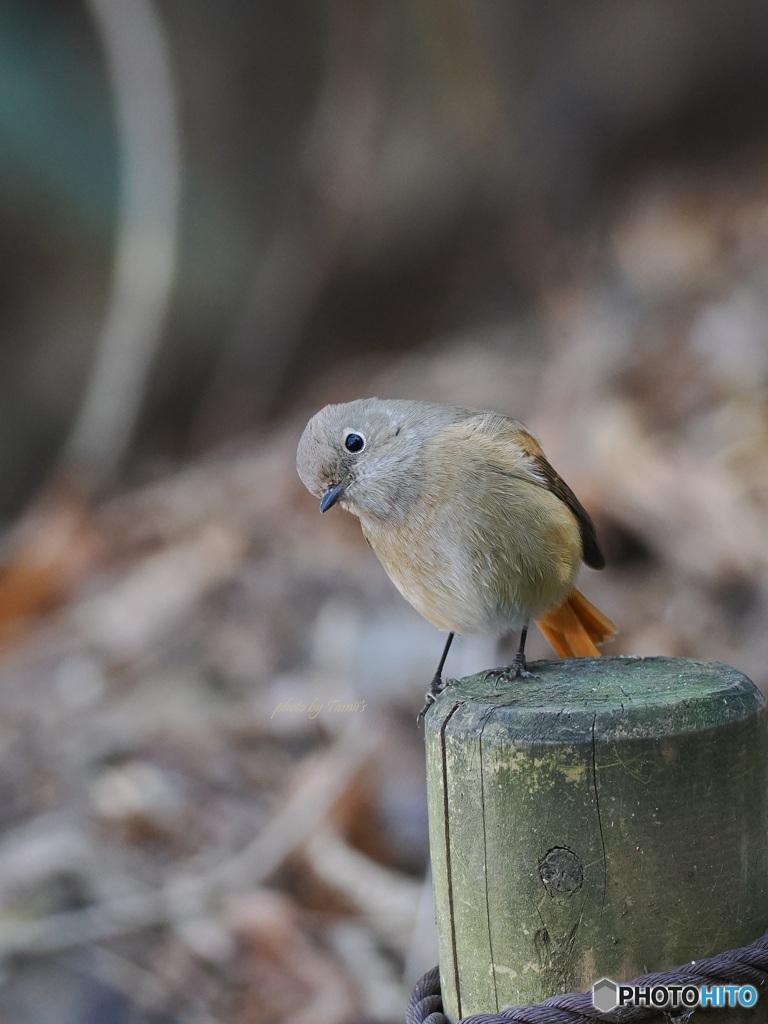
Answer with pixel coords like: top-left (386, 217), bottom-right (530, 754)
top-left (304, 826), bottom-right (422, 950)
top-left (0, 724), bottom-right (381, 957)
top-left (64, 0), bottom-right (180, 483)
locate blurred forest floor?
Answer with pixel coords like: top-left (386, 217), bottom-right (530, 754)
top-left (2, 3), bottom-right (768, 1023)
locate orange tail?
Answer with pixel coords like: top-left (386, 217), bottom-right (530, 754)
top-left (535, 589), bottom-right (616, 658)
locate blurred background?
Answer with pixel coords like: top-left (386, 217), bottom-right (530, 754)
top-left (1, 1), bottom-right (768, 1021)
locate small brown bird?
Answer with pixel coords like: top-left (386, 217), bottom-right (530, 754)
top-left (296, 398), bottom-right (615, 717)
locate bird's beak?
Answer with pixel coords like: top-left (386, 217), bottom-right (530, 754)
top-left (320, 482), bottom-right (346, 513)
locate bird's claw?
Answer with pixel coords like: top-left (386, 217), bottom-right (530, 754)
top-left (485, 654), bottom-right (535, 683)
top-left (417, 673), bottom-right (453, 725)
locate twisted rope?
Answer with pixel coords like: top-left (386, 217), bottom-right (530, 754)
top-left (406, 930), bottom-right (768, 1023)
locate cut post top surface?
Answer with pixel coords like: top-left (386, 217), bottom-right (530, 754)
top-left (424, 655), bottom-right (765, 741)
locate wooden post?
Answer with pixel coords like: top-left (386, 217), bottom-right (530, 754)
top-left (424, 656), bottom-right (768, 1020)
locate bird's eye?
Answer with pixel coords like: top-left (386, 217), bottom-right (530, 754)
top-left (344, 432), bottom-right (365, 453)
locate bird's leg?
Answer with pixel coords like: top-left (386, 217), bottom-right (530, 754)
top-left (510, 623), bottom-right (530, 677)
top-left (486, 622), bottom-right (533, 682)
top-left (417, 633), bottom-right (454, 724)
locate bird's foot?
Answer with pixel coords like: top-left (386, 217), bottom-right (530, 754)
top-left (417, 673), bottom-right (453, 725)
top-left (485, 652), bottom-right (535, 683)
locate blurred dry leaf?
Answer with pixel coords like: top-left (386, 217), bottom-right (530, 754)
top-left (0, 480), bottom-right (103, 649)
top-left (224, 890), bottom-right (357, 1024)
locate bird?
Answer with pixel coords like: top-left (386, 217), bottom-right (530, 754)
top-left (296, 397), bottom-right (615, 719)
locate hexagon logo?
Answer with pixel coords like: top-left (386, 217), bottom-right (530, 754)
top-left (592, 978), bottom-right (619, 1013)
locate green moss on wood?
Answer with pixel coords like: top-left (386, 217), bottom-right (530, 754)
top-left (425, 657), bottom-right (768, 1020)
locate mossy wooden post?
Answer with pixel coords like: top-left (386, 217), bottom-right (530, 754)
top-left (424, 656), bottom-right (768, 1020)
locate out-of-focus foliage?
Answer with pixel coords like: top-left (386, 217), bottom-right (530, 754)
top-left (1, 2), bottom-right (768, 1022)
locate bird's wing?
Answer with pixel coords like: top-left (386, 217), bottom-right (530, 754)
top-left (499, 418), bottom-right (605, 570)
